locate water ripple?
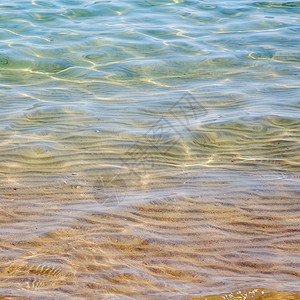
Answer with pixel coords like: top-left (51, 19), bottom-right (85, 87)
top-left (0, 0), bottom-right (299, 298)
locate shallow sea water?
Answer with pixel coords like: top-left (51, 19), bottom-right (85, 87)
top-left (0, 0), bottom-right (300, 299)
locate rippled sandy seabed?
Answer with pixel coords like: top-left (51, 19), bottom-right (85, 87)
top-left (0, 0), bottom-right (300, 299)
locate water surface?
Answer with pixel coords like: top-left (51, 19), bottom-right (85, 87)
top-left (0, 0), bottom-right (299, 298)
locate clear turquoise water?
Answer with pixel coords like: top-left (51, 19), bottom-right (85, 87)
top-left (0, 0), bottom-right (299, 298)
top-left (1, 0), bottom-right (299, 177)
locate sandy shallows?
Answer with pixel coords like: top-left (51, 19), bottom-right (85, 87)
top-left (0, 172), bottom-right (299, 299)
